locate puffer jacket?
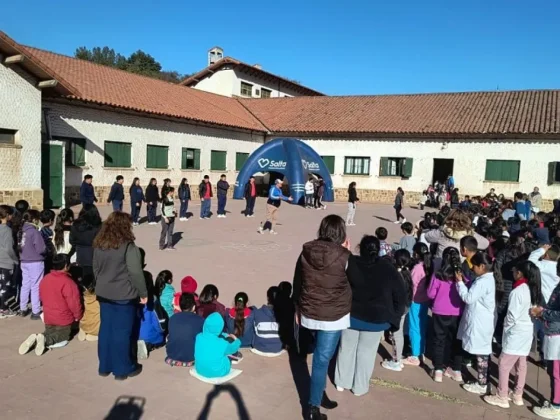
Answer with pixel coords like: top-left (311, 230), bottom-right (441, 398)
top-left (292, 240), bottom-right (352, 322)
top-left (425, 227), bottom-right (489, 259)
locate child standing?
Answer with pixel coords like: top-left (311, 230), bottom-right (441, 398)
top-left (393, 187), bottom-right (406, 224)
top-left (178, 178), bottom-right (191, 222)
top-left (40, 209), bottom-right (56, 273)
top-left (398, 222), bottom-right (416, 254)
top-left (0, 205), bottom-right (18, 317)
top-left (484, 260), bottom-right (541, 408)
top-left (166, 293), bottom-right (204, 367)
top-left (129, 177), bottom-right (145, 226)
top-left (18, 210), bottom-right (46, 320)
top-left (197, 284), bottom-right (226, 318)
top-left (226, 292), bottom-right (254, 362)
top-left (53, 208), bottom-right (75, 261)
top-left (160, 187), bottom-right (177, 251)
top-left (346, 182), bottom-right (359, 226)
top-left (427, 247), bottom-right (465, 383)
top-left (456, 252), bottom-right (496, 395)
top-left (145, 178), bottom-right (159, 225)
top-left (375, 227), bottom-right (392, 258)
top-left (403, 243), bottom-right (432, 366)
top-left (305, 178), bottom-right (315, 209)
top-left (155, 270), bottom-right (175, 318)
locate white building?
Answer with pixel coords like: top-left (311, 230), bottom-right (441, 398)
top-left (181, 47), bottom-right (323, 98)
top-left (1, 30), bottom-right (559, 210)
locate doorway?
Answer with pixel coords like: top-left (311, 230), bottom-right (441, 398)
top-left (41, 144), bottom-right (63, 208)
top-left (432, 159), bottom-right (454, 185)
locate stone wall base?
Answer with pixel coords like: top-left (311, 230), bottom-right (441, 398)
top-left (0, 189), bottom-right (43, 209)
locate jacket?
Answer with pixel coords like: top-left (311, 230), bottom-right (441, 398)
top-left (0, 224), bottom-right (18, 270)
top-left (161, 197), bottom-right (176, 218)
top-left (529, 248), bottom-right (560, 304)
top-left (198, 182), bottom-right (213, 199)
top-left (129, 185), bottom-right (145, 203)
top-left (348, 187), bottom-right (359, 204)
top-left (80, 181), bottom-right (96, 205)
top-left (160, 283), bottom-right (176, 318)
top-left (252, 305), bottom-right (283, 354)
top-left (427, 274), bottom-right (465, 316)
top-left (178, 184), bottom-right (192, 201)
top-left (305, 181), bottom-right (314, 194)
top-left (394, 192), bottom-right (403, 208)
top-left (425, 227), bottom-right (489, 259)
top-left (166, 311), bottom-right (204, 363)
top-left (139, 298), bottom-right (166, 345)
top-left (197, 301), bottom-right (226, 319)
top-left (19, 222), bottom-right (46, 262)
top-left (531, 192), bottom-right (543, 209)
top-left (80, 290), bottom-right (100, 335)
top-left (69, 222), bottom-right (100, 267)
top-left (93, 242), bottom-right (148, 301)
top-left (348, 256), bottom-right (405, 330)
top-left (457, 272), bottom-right (496, 354)
top-left (108, 182), bottom-right (124, 203)
top-left (502, 283), bottom-right (533, 356)
top-left (244, 182), bottom-right (257, 199)
top-left (145, 184), bottom-right (159, 204)
top-left (40, 270), bottom-right (83, 326)
top-left (411, 263), bottom-right (430, 303)
top-left (225, 307), bottom-right (255, 348)
top-left (267, 185), bottom-right (289, 208)
top-left (194, 312), bottom-right (241, 378)
top-left (217, 180), bottom-right (229, 197)
top-left (543, 282), bottom-right (560, 336)
top-left (293, 240), bottom-right (352, 322)
top-left (514, 200), bottom-right (527, 221)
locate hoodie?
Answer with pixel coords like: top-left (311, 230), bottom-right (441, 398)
top-left (194, 312), bottom-right (241, 378)
top-left (173, 276), bottom-right (198, 313)
top-left (160, 283), bottom-right (176, 318)
top-left (252, 305), bottom-right (283, 354)
top-left (19, 222), bottom-right (46, 263)
top-left (107, 182), bottom-right (124, 202)
top-left (80, 181), bottom-right (96, 205)
top-left (425, 227), bottom-right (489, 259)
top-left (166, 310), bottom-right (204, 363)
top-left (69, 222), bottom-right (100, 267)
top-left (226, 307), bottom-right (255, 348)
top-left (217, 180), bottom-right (230, 197)
top-left (145, 184), bottom-right (159, 204)
top-left (139, 298), bottom-right (166, 345)
top-left (0, 223), bottom-right (18, 270)
top-left (40, 270), bottom-right (83, 326)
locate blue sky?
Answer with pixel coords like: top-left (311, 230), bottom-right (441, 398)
top-left (2, 0), bottom-right (559, 95)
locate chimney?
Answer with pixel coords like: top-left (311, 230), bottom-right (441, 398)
top-left (208, 46), bottom-right (224, 66)
top-left (253, 64), bottom-right (262, 70)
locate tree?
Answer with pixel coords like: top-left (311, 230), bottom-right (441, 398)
top-left (126, 50), bottom-right (162, 75)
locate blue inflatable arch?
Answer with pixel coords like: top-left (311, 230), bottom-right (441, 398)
top-left (233, 138), bottom-right (334, 204)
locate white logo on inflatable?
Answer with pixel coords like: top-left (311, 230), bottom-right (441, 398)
top-left (302, 159), bottom-right (320, 171)
top-left (258, 158), bottom-right (286, 169)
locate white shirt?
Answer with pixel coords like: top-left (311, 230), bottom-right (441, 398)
top-left (529, 248), bottom-right (560, 304)
top-left (305, 181), bottom-right (314, 194)
top-left (301, 313), bottom-right (350, 331)
top-left (502, 283), bottom-right (533, 356)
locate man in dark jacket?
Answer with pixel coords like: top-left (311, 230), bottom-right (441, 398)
top-left (80, 175), bottom-right (97, 206)
top-left (107, 175), bottom-right (125, 212)
top-left (244, 176), bottom-right (258, 217)
top-left (216, 174), bottom-right (229, 218)
top-left (198, 175), bottom-right (213, 219)
top-left (178, 179), bottom-right (192, 221)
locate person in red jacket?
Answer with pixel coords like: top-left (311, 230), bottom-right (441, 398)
top-left (18, 254), bottom-right (83, 356)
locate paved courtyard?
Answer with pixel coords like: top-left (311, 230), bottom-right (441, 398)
top-left (0, 199), bottom-right (547, 419)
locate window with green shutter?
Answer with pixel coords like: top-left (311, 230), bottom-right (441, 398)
top-left (484, 160), bottom-right (520, 182)
top-left (104, 141), bottom-right (132, 168)
top-left (379, 157), bottom-right (413, 178)
top-left (64, 138), bottom-right (86, 167)
top-left (344, 157), bottom-right (370, 175)
top-left (548, 162), bottom-right (560, 185)
top-left (146, 145), bottom-right (168, 169)
top-left (321, 156), bottom-right (335, 174)
top-left (182, 148), bottom-right (200, 170)
top-left (236, 152), bottom-right (249, 171)
top-left (211, 150), bottom-right (227, 171)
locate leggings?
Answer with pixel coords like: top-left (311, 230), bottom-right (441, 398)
top-left (395, 205), bottom-right (404, 221)
top-left (476, 355), bottom-right (490, 386)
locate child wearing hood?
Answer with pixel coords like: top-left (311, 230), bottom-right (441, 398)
top-left (194, 312), bottom-right (241, 379)
top-left (173, 275), bottom-right (198, 313)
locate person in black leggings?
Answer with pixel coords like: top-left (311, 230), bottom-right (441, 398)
top-left (394, 187), bottom-right (406, 224)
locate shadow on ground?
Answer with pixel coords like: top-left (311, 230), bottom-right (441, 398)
top-left (104, 395), bottom-right (145, 420)
top-left (197, 384), bottom-right (251, 420)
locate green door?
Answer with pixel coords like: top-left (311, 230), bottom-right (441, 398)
top-left (41, 144), bottom-right (63, 208)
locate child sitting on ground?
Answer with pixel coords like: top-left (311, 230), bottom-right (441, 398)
top-left (194, 312), bottom-right (241, 379)
top-left (78, 271), bottom-right (100, 341)
top-left (138, 273), bottom-right (168, 359)
top-left (166, 293), bottom-right (204, 367)
top-left (398, 222), bottom-right (416, 254)
top-left (252, 286), bottom-right (283, 355)
top-left (19, 254), bottom-right (83, 356)
top-left (226, 292), bottom-right (254, 363)
top-left (197, 284), bottom-right (226, 318)
top-left (155, 270), bottom-right (175, 318)
top-left (173, 275), bottom-right (198, 313)
top-left (375, 227), bottom-right (392, 257)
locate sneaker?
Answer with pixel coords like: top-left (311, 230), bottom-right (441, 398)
top-left (258, 228), bottom-right (264, 234)
top-left (462, 382), bottom-right (487, 395)
top-left (508, 391), bottom-right (524, 407)
top-left (35, 333), bottom-right (46, 356)
top-left (85, 334), bottom-right (98, 342)
top-left (483, 394), bottom-right (509, 409)
top-left (402, 356), bottom-right (421, 366)
top-left (166, 247), bottom-right (177, 251)
top-left (444, 367), bottom-right (463, 382)
top-left (381, 360), bottom-right (403, 372)
top-left (78, 329), bottom-right (87, 342)
top-left (203, 217), bottom-right (210, 220)
top-left (402, 218), bottom-right (407, 223)
top-left (335, 386), bottom-right (345, 392)
top-left (394, 221), bottom-right (401, 224)
top-left (18, 309), bottom-right (30, 318)
top-left (48, 340), bottom-right (68, 349)
top-left (534, 401), bottom-right (560, 419)
top-left (30, 312), bottom-right (42, 321)
top-left (2, 309), bottom-right (16, 318)
top-left (433, 369), bottom-right (443, 383)
top-left (18, 334), bottom-right (37, 355)
top-left (137, 340), bottom-right (148, 360)
top-left (270, 230), bottom-right (278, 235)
top-left (229, 351), bottom-right (243, 364)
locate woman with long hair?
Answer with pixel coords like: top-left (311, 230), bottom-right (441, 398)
top-left (69, 204), bottom-right (102, 283)
top-left (93, 211), bottom-right (148, 380)
top-left (145, 178), bottom-right (159, 225)
top-left (129, 177), bottom-right (145, 226)
top-left (225, 291), bottom-right (254, 363)
top-left (394, 187), bottom-right (406, 224)
top-left (53, 208), bottom-right (75, 261)
top-left (346, 182), bottom-right (359, 226)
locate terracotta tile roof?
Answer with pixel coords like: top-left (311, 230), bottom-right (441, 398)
top-left (240, 91), bottom-right (560, 137)
top-left (181, 57), bottom-right (324, 97)
top-left (20, 46), bottom-right (268, 132)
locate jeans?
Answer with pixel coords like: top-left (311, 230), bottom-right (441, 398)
top-left (217, 195), bottom-right (227, 215)
top-left (147, 203), bottom-right (157, 223)
top-left (305, 194), bottom-right (314, 207)
top-left (159, 218), bottom-right (175, 249)
top-left (112, 200), bottom-right (123, 212)
top-left (20, 261), bottom-right (44, 314)
top-left (309, 329), bottom-right (341, 407)
top-left (200, 199), bottom-right (211, 218)
top-left (346, 202), bottom-right (356, 224)
top-left (131, 202), bottom-right (141, 223)
top-left (409, 302), bottom-right (429, 357)
top-left (179, 200), bottom-right (189, 218)
top-left (245, 196), bottom-right (256, 216)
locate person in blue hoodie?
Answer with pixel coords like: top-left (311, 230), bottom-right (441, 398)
top-left (165, 293), bottom-right (204, 367)
top-left (178, 178), bottom-right (191, 222)
top-left (138, 271), bottom-right (168, 360)
top-left (194, 312), bottom-right (241, 379)
top-left (107, 175), bottom-right (125, 212)
top-left (79, 175), bottom-right (97, 206)
top-left (258, 179), bottom-right (292, 235)
top-left (514, 192), bottom-right (527, 221)
top-left (129, 177), bottom-right (145, 226)
top-left (252, 286), bottom-right (283, 354)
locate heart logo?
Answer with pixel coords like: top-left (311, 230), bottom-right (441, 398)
top-left (258, 158), bottom-right (270, 168)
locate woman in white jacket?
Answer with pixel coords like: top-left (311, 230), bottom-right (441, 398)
top-left (483, 260), bottom-right (541, 409)
top-left (455, 252), bottom-right (496, 395)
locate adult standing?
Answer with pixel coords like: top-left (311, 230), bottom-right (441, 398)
top-left (335, 235), bottom-right (406, 397)
top-left (145, 178), bottom-right (159, 225)
top-left (346, 182), bottom-right (359, 226)
top-left (314, 179), bottom-right (326, 210)
top-left (243, 176), bottom-right (257, 217)
top-left (293, 215), bottom-right (355, 420)
top-left (0, 205), bottom-right (18, 317)
top-left (258, 179), bottom-right (292, 235)
top-left (129, 178), bottom-right (145, 226)
top-left (216, 174), bottom-right (230, 218)
top-left (93, 211), bottom-right (147, 380)
top-left (178, 178), bottom-right (191, 222)
top-left (530, 187), bottom-right (542, 214)
top-left (69, 204), bottom-right (102, 284)
top-left (107, 175), bottom-right (124, 212)
top-left (79, 175), bottom-right (97, 207)
top-left (199, 175), bottom-right (213, 219)
top-left (393, 187), bottom-right (406, 224)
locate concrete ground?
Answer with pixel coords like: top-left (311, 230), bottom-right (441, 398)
top-left (0, 199), bottom-right (547, 419)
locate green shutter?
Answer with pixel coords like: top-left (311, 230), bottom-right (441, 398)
top-left (121, 143), bottom-right (131, 167)
top-left (402, 158), bottom-right (413, 178)
top-left (379, 157), bottom-right (389, 176)
top-left (147, 145), bottom-right (168, 169)
top-left (74, 139), bottom-right (86, 166)
top-left (105, 141), bottom-right (131, 168)
top-left (104, 141), bottom-right (118, 167)
top-left (321, 156), bottom-right (335, 174)
top-left (236, 152), bottom-right (249, 171)
top-left (485, 160), bottom-right (520, 182)
top-left (211, 150), bottom-right (227, 171)
top-left (548, 162), bottom-right (558, 185)
top-left (181, 148), bottom-right (187, 169)
top-left (194, 149), bottom-right (201, 170)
